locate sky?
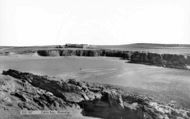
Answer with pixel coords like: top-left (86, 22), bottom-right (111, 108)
top-left (0, 0), bottom-right (190, 46)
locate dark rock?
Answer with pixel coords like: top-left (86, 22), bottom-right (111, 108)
top-left (1, 69), bottom-right (190, 119)
top-left (37, 50), bottom-right (60, 56)
top-left (129, 51), bottom-right (190, 70)
top-left (11, 92), bottom-right (26, 102)
top-left (79, 90), bottom-right (144, 119)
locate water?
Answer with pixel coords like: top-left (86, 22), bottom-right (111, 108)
top-left (1, 55), bottom-right (190, 108)
top-left (0, 55), bottom-right (122, 76)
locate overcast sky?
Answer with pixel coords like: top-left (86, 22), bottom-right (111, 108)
top-left (0, 0), bottom-right (190, 46)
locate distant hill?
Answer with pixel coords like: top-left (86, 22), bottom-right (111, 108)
top-left (1, 43), bottom-right (190, 49)
top-left (126, 43), bottom-right (190, 48)
top-left (94, 43), bottom-right (190, 50)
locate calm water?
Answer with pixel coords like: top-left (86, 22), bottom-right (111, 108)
top-left (1, 55), bottom-right (190, 108)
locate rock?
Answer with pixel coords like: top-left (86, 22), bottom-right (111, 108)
top-left (1, 69), bottom-right (190, 119)
top-left (79, 89), bottom-right (144, 119)
top-left (63, 92), bottom-right (84, 103)
top-left (37, 50), bottom-right (60, 56)
top-left (129, 51), bottom-right (190, 70)
top-left (36, 49), bottom-right (190, 70)
top-left (11, 92), bottom-right (26, 102)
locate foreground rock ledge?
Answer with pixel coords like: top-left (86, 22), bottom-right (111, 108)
top-left (1, 69), bottom-right (190, 119)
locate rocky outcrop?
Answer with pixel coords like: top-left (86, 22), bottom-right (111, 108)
top-left (37, 49), bottom-right (102, 57)
top-left (37, 50), bottom-right (60, 56)
top-left (129, 52), bottom-right (190, 70)
top-left (79, 90), bottom-right (144, 119)
top-left (37, 49), bottom-right (190, 70)
top-left (37, 49), bottom-right (130, 58)
top-left (1, 69), bottom-right (190, 119)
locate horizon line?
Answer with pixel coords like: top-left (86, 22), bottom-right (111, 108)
top-left (1, 43), bottom-right (190, 47)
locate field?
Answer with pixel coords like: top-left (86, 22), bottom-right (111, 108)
top-left (1, 55), bottom-right (190, 108)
